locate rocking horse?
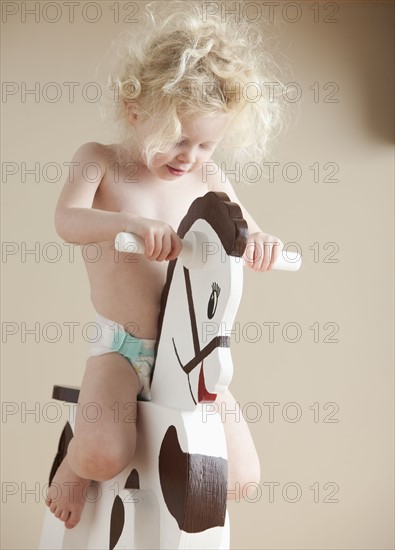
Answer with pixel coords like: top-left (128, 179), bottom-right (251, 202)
top-left (40, 191), bottom-right (301, 550)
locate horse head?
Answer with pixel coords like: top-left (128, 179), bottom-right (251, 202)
top-left (150, 191), bottom-right (248, 411)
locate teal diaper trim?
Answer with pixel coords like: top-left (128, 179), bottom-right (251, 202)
top-left (111, 330), bottom-right (155, 363)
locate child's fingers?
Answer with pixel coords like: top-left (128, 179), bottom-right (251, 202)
top-left (156, 233), bottom-right (172, 262)
top-left (165, 233), bottom-right (183, 261)
top-left (259, 242), bottom-right (272, 271)
top-left (151, 233), bottom-right (164, 260)
top-left (243, 238), bottom-right (257, 267)
top-left (244, 239), bottom-right (269, 271)
top-left (267, 241), bottom-right (282, 271)
top-left (243, 233), bottom-right (284, 272)
top-left (144, 231), bottom-right (161, 260)
top-left (144, 226), bottom-right (182, 262)
top-left (247, 240), bottom-right (261, 271)
top-left (144, 232), bottom-right (155, 259)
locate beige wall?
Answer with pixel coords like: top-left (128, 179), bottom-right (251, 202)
top-left (1, 1), bottom-right (394, 549)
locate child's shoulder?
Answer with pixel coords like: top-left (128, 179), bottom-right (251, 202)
top-left (71, 141), bottom-right (120, 169)
top-left (72, 141), bottom-right (115, 159)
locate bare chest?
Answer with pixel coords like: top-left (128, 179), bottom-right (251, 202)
top-left (93, 161), bottom-right (209, 232)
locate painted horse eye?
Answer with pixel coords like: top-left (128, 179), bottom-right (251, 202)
top-left (207, 286), bottom-right (220, 319)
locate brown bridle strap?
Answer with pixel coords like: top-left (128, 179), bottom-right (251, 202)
top-left (183, 266), bottom-right (201, 356)
top-left (179, 335), bottom-right (230, 375)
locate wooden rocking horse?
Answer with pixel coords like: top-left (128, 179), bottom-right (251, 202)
top-left (40, 191), bottom-right (301, 550)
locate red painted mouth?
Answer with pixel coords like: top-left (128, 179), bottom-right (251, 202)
top-left (198, 360), bottom-right (217, 403)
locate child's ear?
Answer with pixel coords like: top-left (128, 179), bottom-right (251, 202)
top-left (123, 100), bottom-right (138, 124)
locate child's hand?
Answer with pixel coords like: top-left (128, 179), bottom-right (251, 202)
top-left (243, 232), bottom-right (284, 272)
top-left (131, 217), bottom-right (183, 262)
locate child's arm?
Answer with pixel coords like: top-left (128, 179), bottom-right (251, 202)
top-left (55, 142), bottom-right (182, 260)
top-left (206, 163), bottom-right (283, 272)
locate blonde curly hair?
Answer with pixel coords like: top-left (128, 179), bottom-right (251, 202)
top-left (102, 0), bottom-right (288, 178)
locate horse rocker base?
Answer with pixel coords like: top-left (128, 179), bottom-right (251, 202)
top-left (40, 192), bottom-right (249, 550)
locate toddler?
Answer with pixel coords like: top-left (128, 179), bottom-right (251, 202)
top-left (45, 0), bottom-right (285, 529)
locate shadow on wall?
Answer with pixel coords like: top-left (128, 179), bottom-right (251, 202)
top-left (342, 2), bottom-right (394, 143)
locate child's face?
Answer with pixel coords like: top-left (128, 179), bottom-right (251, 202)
top-left (129, 112), bottom-right (234, 180)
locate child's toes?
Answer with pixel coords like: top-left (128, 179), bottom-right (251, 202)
top-left (65, 511), bottom-right (80, 529)
top-left (60, 509), bottom-right (70, 522)
top-left (45, 486), bottom-right (58, 507)
top-left (54, 507), bottom-right (63, 519)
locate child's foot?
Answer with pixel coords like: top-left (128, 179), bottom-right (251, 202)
top-left (45, 455), bottom-right (91, 529)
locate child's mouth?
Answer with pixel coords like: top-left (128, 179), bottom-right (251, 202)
top-left (166, 165), bottom-right (186, 176)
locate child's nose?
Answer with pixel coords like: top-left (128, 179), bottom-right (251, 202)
top-left (177, 146), bottom-right (196, 165)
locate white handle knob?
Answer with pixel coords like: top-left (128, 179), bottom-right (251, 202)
top-left (115, 232), bottom-right (146, 253)
top-left (242, 250), bottom-right (301, 271)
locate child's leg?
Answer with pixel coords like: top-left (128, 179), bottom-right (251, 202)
top-left (45, 352), bottom-right (142, 528)
top-left (215, 388), bottom-right (261, 502)
top-left (68, 352), bottom-right (143, 479)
